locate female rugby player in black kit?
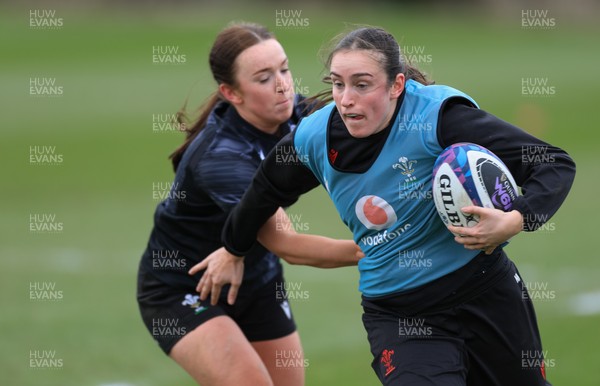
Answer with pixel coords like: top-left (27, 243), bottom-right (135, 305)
top-left (193, 27), bottom-right (576, 385)
top-left (137, 23), bottom-right (362, 386)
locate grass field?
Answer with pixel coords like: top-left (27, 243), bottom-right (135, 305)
top-left (1, 3), bottom-right (599, 385)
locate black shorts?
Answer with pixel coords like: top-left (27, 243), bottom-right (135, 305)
top-left (362, 251), bottom-right (551, 386)
top-left (137, 264), bottom-right (297, 355)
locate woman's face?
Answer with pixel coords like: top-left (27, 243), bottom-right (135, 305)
top-left (227, 39), bottom-right (294, 134)
top-left (330, 50), bottom-right (404, 138)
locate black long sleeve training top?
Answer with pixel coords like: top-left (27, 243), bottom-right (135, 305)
top-left (222, 96), bottom-right (576, 257)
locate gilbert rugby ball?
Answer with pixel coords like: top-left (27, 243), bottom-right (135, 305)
top-left (432, 143), bottom-right (519, 228)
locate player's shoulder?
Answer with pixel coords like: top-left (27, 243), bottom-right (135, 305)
top-left (196, 103), bottom-right (256, 159)
top-left (296, 102), bottom-right (335, 132)
top-left (405, 79), bottom-right (477, 108)
top-left (207, 129), bottom-right (255, 158)
top-left (293, 102), bottom-right (335, 152)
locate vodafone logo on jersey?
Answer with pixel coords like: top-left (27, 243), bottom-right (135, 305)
top-left (355, 195), bottom-right (397, 230)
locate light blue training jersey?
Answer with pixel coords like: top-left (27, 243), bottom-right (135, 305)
top-left (294, 79), bottom-right (481, 297)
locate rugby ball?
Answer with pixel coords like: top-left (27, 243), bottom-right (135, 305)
top-left (432, 143), bottom-right (519, 228)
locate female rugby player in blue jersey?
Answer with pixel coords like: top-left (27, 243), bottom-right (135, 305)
top-left (192, 27), bottom-right (575, 385)
top-left (137, 23), bottom-right (362, 386)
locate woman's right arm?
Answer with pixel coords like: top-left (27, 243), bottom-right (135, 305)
top-left (221, 132), bottom-right (322, 256)
top-left (258, 208), bottom-right (363, 268)
top-left (190, 132), bottom-right (327, 305)
top-left (190, 209), bottom-right (363, 306)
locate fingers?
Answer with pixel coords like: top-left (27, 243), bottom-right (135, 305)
top-left (227, 283), bottom-right (240, 306)
top-left (191, 248), bottom-right (245, 306)
top-left (447, 225), bottom-right (463, 236)
top-left (462, 243), bottom-right (495, 253)
top-left (484, 246), bottom-right (496, 255)
top-left (198, 274), bottom-right (211, 300)
top-left (449, 206), bottom-right (507, 255)
top-left (455, 236), bottom-right (497, 254)
top-left (198, 273), bottom-right (224, 306)
top-left (461, 242), bottom-right (489, 250)
top-left (193, 260), bottom-right (209, 295)
top-left (210, 282), bottom-right (223, 306)
top-left (455, 236), bottom-right (482, 248)
top-left (453, 232), bottom-right (496, 253)
top-left (460, 205), bottom-right (486, 216)
top-left (188, 259), bottom-right (208, 275)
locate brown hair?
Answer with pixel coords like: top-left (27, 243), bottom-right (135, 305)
top-left (305, 26), bottom-right (433, 110)
top-left (323, 26), bottom-right (433, 87)
top-left (169, 23), bottom-right (275, 170)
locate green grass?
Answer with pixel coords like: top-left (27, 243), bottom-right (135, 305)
top-left (1, 3), bottom-right (599, 385)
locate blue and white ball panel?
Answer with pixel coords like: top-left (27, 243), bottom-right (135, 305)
top-left (432, 163), bottom-right (481, 227)
top-left (432, 143), bottom-right (520, 228)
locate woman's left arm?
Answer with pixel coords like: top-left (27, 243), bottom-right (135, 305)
top-left (439, 101), bottom-right (576, 252)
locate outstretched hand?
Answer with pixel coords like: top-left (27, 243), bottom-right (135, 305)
top-left (448, 206), bottom-right (523, 255)
top-left (188, 247), bottom-right (244, 306)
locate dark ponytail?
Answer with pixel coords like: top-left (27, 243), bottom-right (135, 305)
top-left (169, 93), bottom-right (222, 171)
top-left (404, 63), bottom-right (432, 85)
top-left (169, 23), bottom-right (275, 171)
